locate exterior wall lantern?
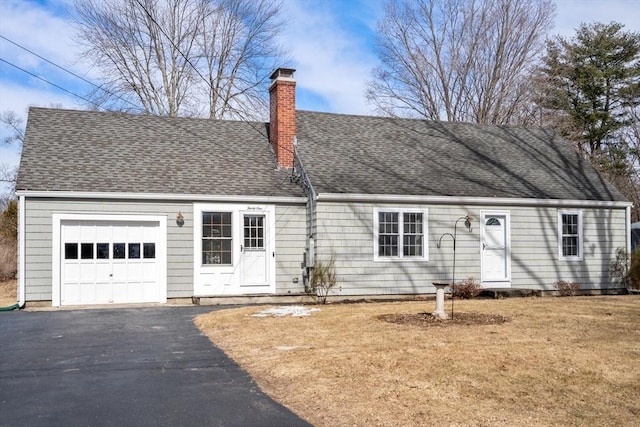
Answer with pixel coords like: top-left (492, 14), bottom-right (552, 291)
top-left (176, 211), bottom-right (185, 227)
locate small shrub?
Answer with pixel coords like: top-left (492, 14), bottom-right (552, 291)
top-left (626, 249), bottom-right (640, 290)
top-left (609, 247), bottom-right (640, 290)
top-left (609, 247), bottom-right (629, 287)
top-left (452, 277), bottom-right (482, 299)
top-left (306, 255), bottom-right (337, 304)
top-left (554, 280), bottom-right (579, 296)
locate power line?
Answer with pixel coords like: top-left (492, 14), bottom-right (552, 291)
top-left (0, 57), bottom-right (98, 107)
top-left (0, 33), bottom-right (144, 113)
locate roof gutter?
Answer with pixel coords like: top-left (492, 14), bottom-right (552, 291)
top-left (14, 190), bottom-right (306, 205)
top-left (315, 193), bottom-right (632, 209)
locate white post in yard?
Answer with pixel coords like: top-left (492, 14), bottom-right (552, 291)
top-left (432, 283), bottom-right (449, 319)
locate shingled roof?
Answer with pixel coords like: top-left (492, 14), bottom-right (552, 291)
top-left (17, 108), bottom-right (302, 198)
top-left (295, 111), bottom-right (627, 202)
top-left (17, 107), bottom-right (627, 203)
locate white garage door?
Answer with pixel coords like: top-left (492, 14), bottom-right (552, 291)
top-left (60, 220), bottom-right (163, 305)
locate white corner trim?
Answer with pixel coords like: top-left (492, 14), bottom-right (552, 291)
top-left (626, 206), bottom-right (632, 255)
top-left (15, 190), bottom-right (306, 205)
top-left (18, 195), bottom-right (25, 308)
top-left (316, 193), bottom-right (631, 208)
top-left (51, 213), bottom-right (168, 307)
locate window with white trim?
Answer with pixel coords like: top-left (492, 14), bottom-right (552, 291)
top-left (202, 212), bottom-right (233, 265)
top-left (374, 209), bottom-right (428, 260)
top-left (558, 210), bottom-right (583, 260)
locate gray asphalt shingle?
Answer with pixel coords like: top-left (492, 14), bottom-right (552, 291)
top-left (17, 108), bottom-right (302, 198)
top-left (17, 107), bottom-right (626, 202)
top-left (295, 111), bottom-right (626, 201)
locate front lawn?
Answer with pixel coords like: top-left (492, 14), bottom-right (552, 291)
top-left (0, 279), bottom-right (16, 307)
top-left (195, 296), bottom-right (640, 426)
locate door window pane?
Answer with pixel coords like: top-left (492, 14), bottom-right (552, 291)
top-left (96, 243), bottom-right (110, 259)
top-left (128, 243), bottom-right (141, 259)
top-left (65, 243), bottom-right (78, 259)
top-left (143, 243), bottom-right (155, 259)
top-left (113, 243), bottom-right (126, 259)
top-left (81, 243), bottom-right (94, 259)
top-left (244, 215), bottom-right (265, 249)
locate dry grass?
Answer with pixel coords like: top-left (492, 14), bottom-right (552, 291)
top-left (195, 296), bottom-right (640, 426)
top-left (0, 278), bottom-right (17, 307)
top-left (0, 238), bottom-right (17, 280)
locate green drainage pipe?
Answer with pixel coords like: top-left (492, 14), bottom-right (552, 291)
top-left (0, 303), bottom-right (19, 311)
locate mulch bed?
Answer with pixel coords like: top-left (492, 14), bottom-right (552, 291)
top-left (377, 312), bottom-right (512, 327)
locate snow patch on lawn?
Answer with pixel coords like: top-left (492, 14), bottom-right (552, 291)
top-left (252, 306), bottom-right (320, 317)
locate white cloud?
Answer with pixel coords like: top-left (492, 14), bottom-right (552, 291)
top-left (0, 0), bottom-right (80, 71)
top-left (554, 0), bottom-right (640, 37)
top-left (279, 0), bottom-right (382, 115)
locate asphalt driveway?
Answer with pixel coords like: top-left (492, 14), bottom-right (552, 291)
top-left (0, 306), bottom-right (310, 427)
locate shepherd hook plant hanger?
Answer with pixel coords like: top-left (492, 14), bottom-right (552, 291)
top-left (436, 215), bottom-right (473, 319)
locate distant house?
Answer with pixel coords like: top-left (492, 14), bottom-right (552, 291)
top-left (15, 68), bottom-right (631, 307)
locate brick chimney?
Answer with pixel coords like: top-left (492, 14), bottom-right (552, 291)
top-left (269, 68), bottom-right (296, 169)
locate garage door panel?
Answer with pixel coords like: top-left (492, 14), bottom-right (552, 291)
top-left (60, 219), bottom-right (164, 305)
top-left (142, 263), bottom-right (157, 280)
top-left (127, 226), bottom-right (143, 242)
top-left (63, 263), bottom-right (80, 281)
top-left (142, 225), bottom-right (157, 241)
top-left (64, 283), bottom-right (80, 302)
top-left (112, 282), bottom-right (127, 302)
top-left (94, 282), bottom-right (111, 302)
top-left (79, 224), bottom-right (96, 241)
top-left (126, 263), bottom-right (143, 282)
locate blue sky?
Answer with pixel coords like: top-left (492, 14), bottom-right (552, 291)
top-left (2, 0), bottom-right (640, 195)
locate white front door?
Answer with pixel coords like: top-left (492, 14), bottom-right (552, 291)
top-left (194, 204), bottom-right (276, 295)
top-left (240, 213), bottom-right (269, 286)
top-left (481, 212), bottom-right (510, 286)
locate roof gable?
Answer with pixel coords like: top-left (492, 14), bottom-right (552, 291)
top-left (17, 108), bottom-right (302, 198)
top-left (295, 111), bottom-right (626, 202)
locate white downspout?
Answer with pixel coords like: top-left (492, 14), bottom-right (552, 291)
top-left (18, 195), bottom-right (26, 308)
top-left (626, 205), bottom-right (632, 254)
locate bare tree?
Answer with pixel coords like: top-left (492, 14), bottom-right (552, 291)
top-left (367, 0), bottom-right (555, 124)
top-left (197, 0), bottom-right (285, 119)
top-left (0, 110), bottom-right (24, 196)
top-left (1, 111), bottom-right (24, 146)
top-left (73, 0), bottom-right (285, 119)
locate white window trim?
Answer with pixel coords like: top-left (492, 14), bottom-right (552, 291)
top-left (558, 209), bottom-right (583, 261)
top-left (373, 207), bottom-right (429, 262)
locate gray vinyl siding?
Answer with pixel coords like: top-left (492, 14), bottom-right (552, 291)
top-left (22, 198), bottom-right (307, 302)
top-left (314, 202), bottom-right (627, 295)
top-left (275, 204), bottom-right (307, 294)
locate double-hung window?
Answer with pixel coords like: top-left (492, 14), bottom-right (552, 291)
top-left (374, 208), bottom-right (428, 261)
top-left (558, 210), bottom-right (583, 261)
